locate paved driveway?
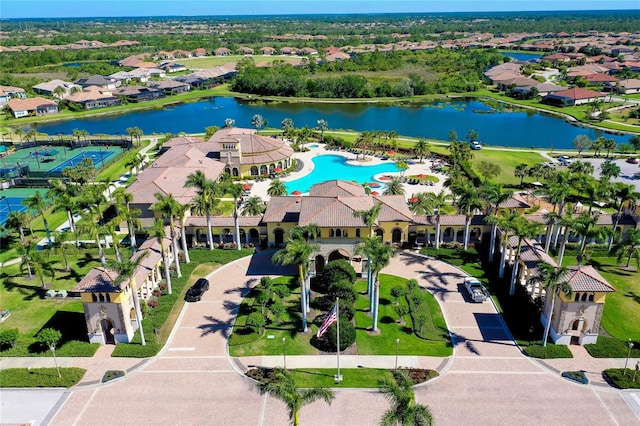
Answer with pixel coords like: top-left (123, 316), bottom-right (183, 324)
top-left (37, 251), bottom-right (640, 425)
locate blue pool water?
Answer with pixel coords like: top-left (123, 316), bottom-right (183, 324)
top-left (308, 144), bottom-right (320, 148)
top-left (50, 150), bottom-right (115, 172)
top-left (285, 155), bottom-right (399, 194)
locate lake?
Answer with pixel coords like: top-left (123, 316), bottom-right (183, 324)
top-left (31, 97), bottom-right (629, 149)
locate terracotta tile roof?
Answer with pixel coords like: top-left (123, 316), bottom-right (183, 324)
top-left (210, 128), bottom-right (294, 165)
top-left (7, 97), bottom-right (57, 111)
top-left (73, 267), bottom-right (121, 292)
top-left (519, 239), bottom-right (558, 278)
top-left (309, 180), bottom-right (366, 197)
top-left (262, 196), bottom-right (302, 223)
top-left (499, 194), bottom-right (531, 209)
top-left (560, 265), bottom-right (615, 292)
top-left (547, 88), bottom-right (606, 100)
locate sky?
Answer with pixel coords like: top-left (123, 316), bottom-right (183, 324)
top-left (1, 0), bottom-right (638, 19)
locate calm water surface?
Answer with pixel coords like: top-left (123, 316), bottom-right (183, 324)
top-left (32, 97), bottom-right (629, 149)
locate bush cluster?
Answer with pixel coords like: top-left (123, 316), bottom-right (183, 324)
top-left (0, 367), bottom-right (87, 388)
top-left (523, 344), bottom-right (573, 359)
top-left (603, 368), bottom-right (640, 389)
top-left (585, 337), bottom-right (640, 358)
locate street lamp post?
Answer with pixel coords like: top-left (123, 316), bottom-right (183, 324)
top-left (282, 337), bottom-right (287, 370)
top-left (624, 338), bottom-right (634, 376)
top-left (395, 338), bottom-right (400, 371)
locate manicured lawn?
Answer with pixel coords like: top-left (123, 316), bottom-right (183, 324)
top-left (561, 256), bottom-right (640, 341)
top-left (289, 368), bottom-right (395, 388)
top-left (0, 367), bottom-right (87, 388)
top-left (468, 149), bottom-right (546, 186)
top-left (181, 55), bottom-right (304, 69)
top-left (229, 273), bottom-right (452, 357)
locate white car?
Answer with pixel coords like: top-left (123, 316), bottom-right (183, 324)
top-left (463, 277), bottom-right (489, 302)
top-left (470, 140), bottom-right (482, 150)
top-left (557, 155), bottom-right (572, 165)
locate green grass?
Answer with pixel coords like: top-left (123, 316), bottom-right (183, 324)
top-left (230, 273), bottom-right (452, 357)
top-left (585, 336), bottom-right (640, 359)
top-left (523, 344), bottom-right (573, 359)
top-left (468, 149), bottom-right (546, 186)
top-left (603, 368), bottom-right (640, 389)
top-left (181, 55), bottom-right (304, 69)
top-left (289, 368), bottom-right (395, 388)
top-left (0, 367), bottom-right (87, 388)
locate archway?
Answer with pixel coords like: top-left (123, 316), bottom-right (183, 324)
top-left (315, 255), bottom-right (325, 276)
top-left (328, 249), bottom-right (350, 262)
top-left (375, 228), bottom-right (384, 239)
top-left (274, 228), bottom-right (285, 246)
top-left (224, 167), bottom-right (231, 175)
top-left (392, 228), bottom-right (402, 244)
top-left (101, 318), bottom-right (115, 345)
top-left (260, 165), bottom-right (267, 175)
top-left (232, 167), bottom-right (239, 177)
top-left (250, 166), bottom-right (258, 176)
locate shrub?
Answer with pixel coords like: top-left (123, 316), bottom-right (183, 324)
top-left (0, 367), bottom-right (86, 388)
top-left (247, 312), bottom-right (266, 334)
top-left (147, 300), bottom-right (159, 308)
top-left (111, 342), bottom-right (161, 358)
top-left (394, 305), bottom-right (410, 321)
top-left (0, 328), bottom-right (19, 349)
top-left (324, 316), bottom-right (356, 351)
top-left (603, 368), bottom-right (640, 389)
top-left (327, 279), bottom-right (357, 304)
top-left (390, 286), bottom-right (407, 304)
top-left (272, 285), bottom-right (291, 300)
top-left (561, 370), bottom-right (588, 385)
top-left (269, 301), bottom-right (286, 325)
top-left (524, 344), bottom-right (573, 359)
top-left (102, 370), bottom-right (125, 383)
top-left (321, 259), bottom-right (356, 291)
top-left (406, 279), bottom-right (419, 293)
top-left (56, 341), bottom-right (100, 357)
top-left (314, 298), bottom-right (355, 321)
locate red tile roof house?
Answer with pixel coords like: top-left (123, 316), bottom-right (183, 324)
top-left (0, 85), bottom-right (26, 106)
top-left (612, 78), bottom-right (640, 94)
top-left (7, 97), bottom-right (58, 118)
top-left (542, 88), bottom-right (607, 106)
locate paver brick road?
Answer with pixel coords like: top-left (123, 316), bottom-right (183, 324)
top-left (2, 250), bottom-right (638, 425)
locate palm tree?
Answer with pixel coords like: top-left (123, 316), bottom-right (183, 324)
top-left (47, 178), bottom-right (78, 233)
top-left (555, 213), bottom-right (575, 267)
top-left (149, 218), bottom-right (172, 295)
top-left (428, 191), bottom-right (448, 250)
top-left (251, 114), bottom-right (265, 130)
top-left (315, 119), bottom-right (328, 142)
top-left (125, 153), bottom-right (145, 174)
top-left (223, 179), bottom-right (244, 250)
top-left (572, 211), bottom-right (609, 265)
top-left (454, 181), bottom-right (483, 250)
top-left (78, 207), bottom-right (107, 267)
top-left (242, 195), bottom-right (265, 216)
top-left (126, 126), bottom-right (143, 147)
top-left (5, 210), bottom-right (29, 243)
top-left (15, 241), bottom-right (35, 278)
top-left (258, 367), bottom-right (334, 426)
top-left (31, 250), bottom-right (55, 288)
top-left (175, 202), bottom-right (191, 263)
top-left (14, 128), bottom-right (24, 143)
top-left (272, 237), bottom-right (319, 332)
top-left (608, 183), bottom-right (640, 250)
top-left (379, 370), bottom-right (434, 426)
top-left (409, 192), bottom-right (433, 216)
top-left (116, 191), bottom-right (141, 251)
top-left (224, 118), bottom-right (235, 128)
top-left (530, 263), bottom-right (571, 347)
top-left (25, 129), bottom-right (37, 143)
top-left (612, 229), bottom-right (640, 270)
top-left (600, 160), bottom-right (621, 181)
top-left (480, 183), bottom-right (512, 262)
top-left (152, 193), bottom-right (182, 277)
top-left (353, 202), bottom-right (382, 300)
top-left (413, 138), bottom-right (430, 163)
top-left (50, 230), bottom-right (76, 272)
top-left (52, 85), bottom-right (66, 99)
top-left (108, 251), bottom-right (150, 346)
top-left (354, 131), bottom-right (373, 160)
top-left (267, 179), bottom-right (288, 196)
top-left (103, 219), bottom-right (124, 263)
top-left (22, 190), bottom-right (52, 244)
top-left (514, 163), bottom-right (529, 187)
top-left (281, 117), bottom-right (294, 137)
top-left (185, 170), bottom-right (220, 250)
top-left (355, 236), bottom-right (396, 331)
top-left (508, 216), bottom-right (542, 295)
top-left (384, 177), bottom-right (405, 196)
top-left (295, 126), bottom-right (313, 151)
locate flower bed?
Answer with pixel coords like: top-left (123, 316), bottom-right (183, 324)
top-left (102, 370), bottom-right (125, 383)
top-left (561, 370), bottom-right (588, 385)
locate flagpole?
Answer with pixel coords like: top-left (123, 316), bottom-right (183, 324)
top-left (335, 297), bottom-right (342, 382)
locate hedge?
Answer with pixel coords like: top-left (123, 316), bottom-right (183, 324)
top-left (603, 368), bottom-right (640, 389)
top-left (0, 367), bottom-right (86, 388)
top-left (585, 337), bottom-right (640, 358)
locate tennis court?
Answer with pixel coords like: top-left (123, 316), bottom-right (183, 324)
top-left (0, 188), bottom-right (49, 227)
top-left (49, 150), bottom-right (116, 173)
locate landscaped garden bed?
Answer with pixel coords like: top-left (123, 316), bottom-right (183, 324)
top-left (0, 367), bottom-right (86, 388)
top-left (561, 370), bottom-right (589, 385)
top-left (602, 368), bottom-right (640, 389)
top-left (102, 370), bottom-right (125, 383)
top-left (523, 344), bottom-right (573, 359)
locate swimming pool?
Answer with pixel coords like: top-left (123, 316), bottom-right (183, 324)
top-left (307, 144), bottom-right (320, 148)
top-left (50, 150), bottom-right (115, 172)
top-left (285, 155), bottom-right (399, 194)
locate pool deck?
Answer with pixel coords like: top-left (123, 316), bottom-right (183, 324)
top-left (247, 143), bottom-right (448, 201)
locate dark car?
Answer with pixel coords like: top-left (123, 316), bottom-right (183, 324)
top-left (626, 157), bottom-right (639, 164)
top-left (185, 278), bottom-right (210, 302)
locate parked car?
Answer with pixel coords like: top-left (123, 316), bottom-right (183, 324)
top-left (463, 277), bottom-right (489, 302)
top-left (633, 172), bottom-right (640, 180)
top-left (185, 278), bottom-right (210, 302)
top-left (469, 140), bottom-right (482, 150)
top-left (626, 157), bottom-right (639, 164)
top-left (557, 155), bottom-right (572, 165)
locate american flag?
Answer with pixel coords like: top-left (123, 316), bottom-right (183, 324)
top-left (316, 304), bottom-right (338, 338)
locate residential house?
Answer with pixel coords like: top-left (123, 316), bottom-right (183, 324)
top-left (193, 48), bottom-right (207, 57)
top-left (159, 62), bottom-right (187, 73)
top-left (260, 47), bottom-right (276, 55)
top-left (213, 48), bottom-right (231, 56)
top-left (238, 47), bottom-right (254, 55)
top-left (0, 85), bottom-right (26, 106)
top-left (612, 78), bottom-right (640, 94)
top-left (32, 80), bottom-right (81, 99)
top-left (542, 88), bottom-right (607, 106)
top-left (149, 80), bottom-right (190, 95)
top-left (75, 75), bottom-right (120, 90)
top-left (66, 89), bottom-right (122, 110)
top-left (109, 69), bottom-right (152, 84)
top-left (7, 97), bottom-right (58, 118)
top-left (112, 85), bottom-right (165, 103)
top-left (173, 64), bottom-right (237, 88)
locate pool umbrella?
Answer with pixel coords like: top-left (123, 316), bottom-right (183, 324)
top-left (370, 191), bottom-right (379, 196)
top-left (417, 174), bottom-right (425, 179)
top-left (368, 182), bottom-right (380, 188)
top-left (409, 197), bottom-right (418, 203)
top-left (291, 190), bottom-right (302, 195)
top-left (379, 176), bottom-right (391, 181)
top-left (243, 184), bottom-right (252, 190)
top-left (274, 167), bottom-right (283, 172)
